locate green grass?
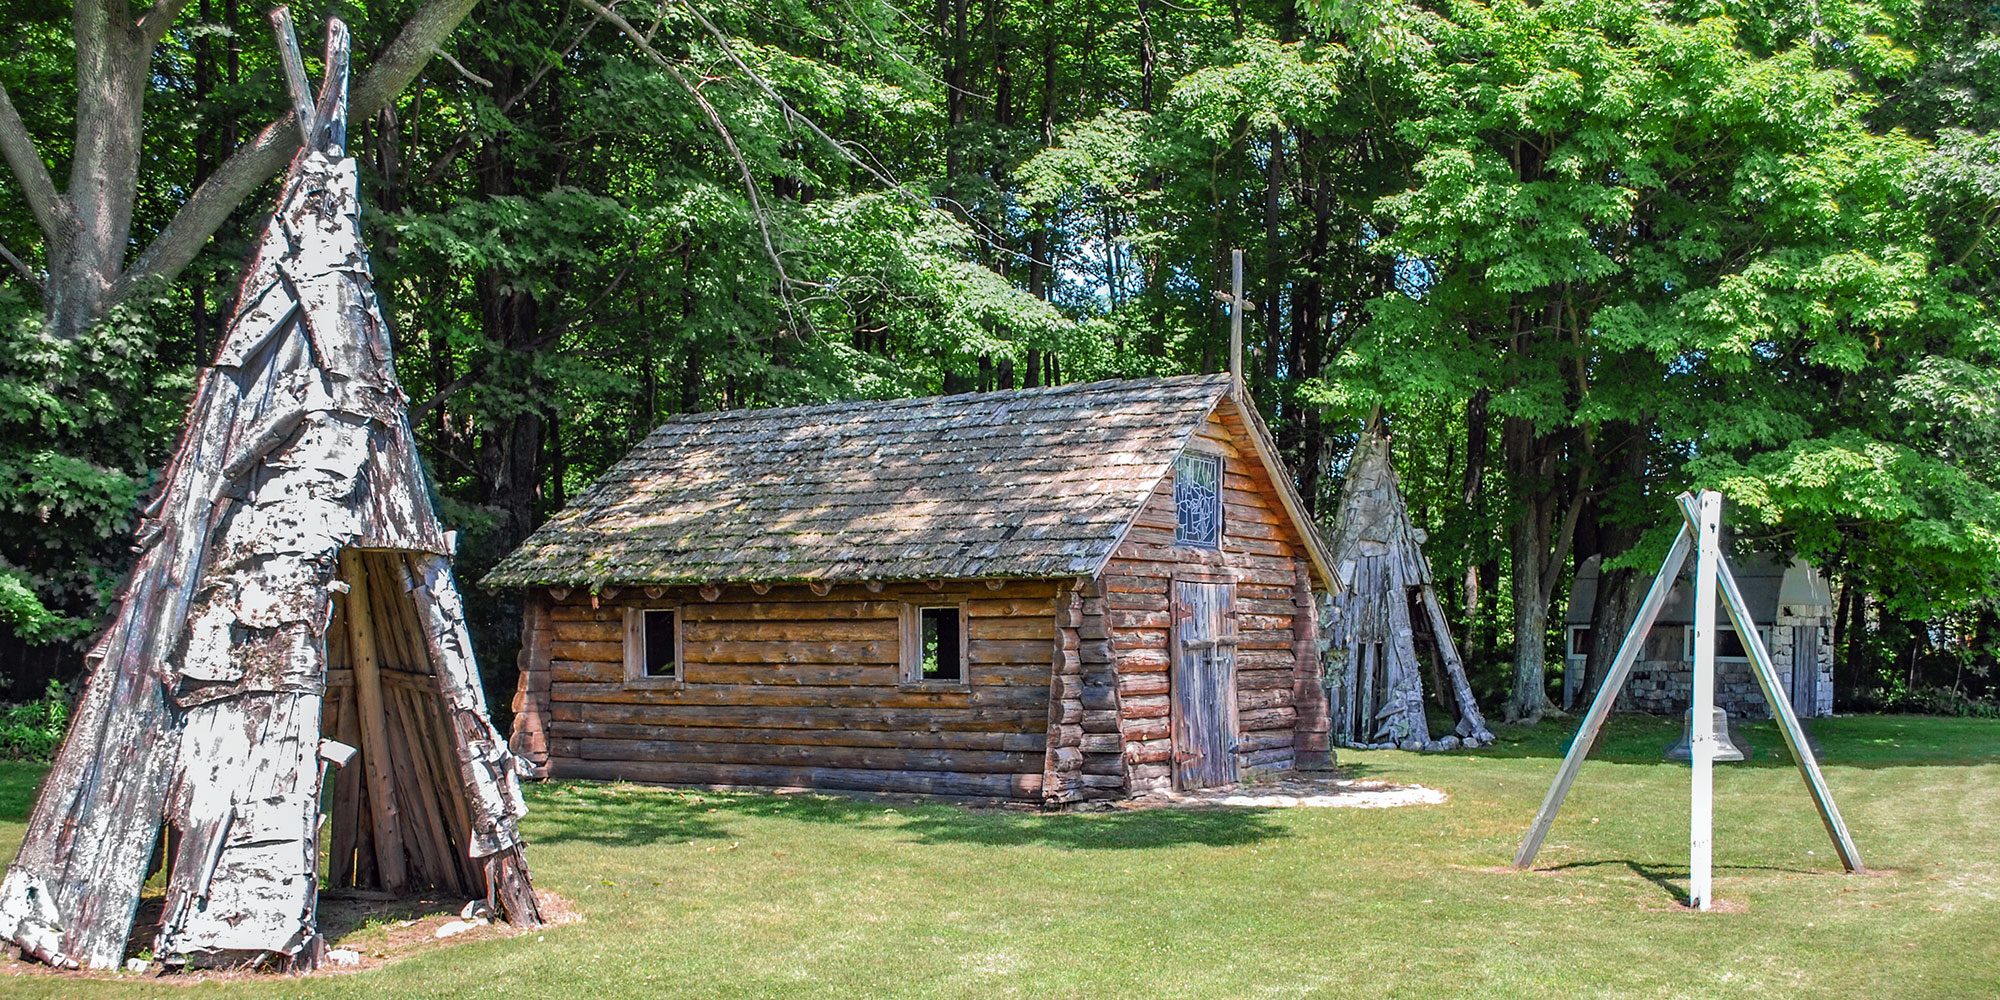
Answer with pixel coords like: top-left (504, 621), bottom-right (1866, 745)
top-left (1, 714), bottom-right (1995, 998)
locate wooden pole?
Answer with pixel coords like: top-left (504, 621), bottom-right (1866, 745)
top-left (1688, 490), bottom-right (1722, 910)
top-left (1514, 520), bottom-right (1694, 868)
top-left (1679, 496), bottom-right (1866, 874)
top-left (312, 17), bottom-right (351, 154)
top-left (268, 8), bottom-right (317, 140)
top-left (1418, 584), bottom-right (1492, 741)
top-left (340, 549), bottom-right (408, 892)
top-left (1229, 248), bottom-right (1244, 382)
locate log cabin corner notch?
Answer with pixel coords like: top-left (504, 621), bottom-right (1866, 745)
top-left (485, 373), bottom-right (1340, 804)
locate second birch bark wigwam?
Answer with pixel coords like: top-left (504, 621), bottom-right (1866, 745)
top-left (0, 13), bottom-right (540, 972)
top-left (1321, 429), bottom-right (1494, 750)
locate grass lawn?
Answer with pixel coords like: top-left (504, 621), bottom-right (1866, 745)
top-left (1, 713), bottom-right (1994, 999)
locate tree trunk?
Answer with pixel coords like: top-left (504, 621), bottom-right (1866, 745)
top-left (42, 2), bottom-right (151, 340)
top-left (1460, 388), bottom-right (1491, 663)
top-left (1502, 414), bottom-right (1578, 724)
top-left (1578, 425), bottom-right (1647, 706)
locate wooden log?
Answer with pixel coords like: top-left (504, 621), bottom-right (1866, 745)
top-left (683, 639), bottom-right (900, 665)
top-left (550, 640), bottom-right (624, 663)
top-left (553, 759), bottom-right (1042, 799)
top-left (967, 617), bottom-right (1058, 641)
top-left (381, 687), bottom-right (451, 892)
top-left (681, 663), bottom-right (900, 687)
top-left (1117, 673), bottom-right (1169, 697)
top-left (552, 721), bottom-right (1046, 753)
top-left (329, 685), bottom-right (362, 889)
top-left (679, 619), bottom-right (901, 642)
top-left (676, 600), bottom-right (903, 622)
top-left (556, 700), bottom-right (1043, 733)
top-left (340, 550), bottom-right (407, 892)
top-left (552, 681), bottom-right (1048, 711)
top-left (550, 737), bottom-right (1040, 775)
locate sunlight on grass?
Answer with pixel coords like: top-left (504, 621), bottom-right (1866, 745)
top-left (0, 716), bottom-right (1993, 998)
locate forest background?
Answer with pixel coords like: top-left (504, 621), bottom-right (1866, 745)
top-left (0, 0), bottom-right (1995, 729)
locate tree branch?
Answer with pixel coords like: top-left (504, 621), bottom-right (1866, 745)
top-left (419, 12), bottom-right (600, 187)
top-left (110, 0), bottom-right (483, 307)
top-left (0, 238), bottom-right (40, 288)
top-left (136, 0), bottom-right (195, 48)
top-left (573, 0), bottom-right (795, 322)
top-left (0, 79), bottom-right (64, 240)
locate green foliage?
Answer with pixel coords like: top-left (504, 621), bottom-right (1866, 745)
top-left (0, 0), bottom-right (1995, 703)
top-left (0, 680), bottom-right (71, 761)
top-left (0, 290), bottom-right (188, 643)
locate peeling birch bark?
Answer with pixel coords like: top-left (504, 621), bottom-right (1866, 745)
top-left (0, 13), bottom-right (539, 971)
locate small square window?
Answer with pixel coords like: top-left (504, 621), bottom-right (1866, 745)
top-left (1174, 452), bottom-right (1222, 548)
top-left (625, 606), bottom-right (681, 684)
top-left (920, 607), bottom-right (962, 681)
top-left (902, 602), bottom-right (967, 685)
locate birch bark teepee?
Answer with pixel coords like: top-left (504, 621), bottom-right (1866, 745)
top-left (1322, 429), bottom-right (1494, 749)
top-left (0, 13), bottom-right (539, 971)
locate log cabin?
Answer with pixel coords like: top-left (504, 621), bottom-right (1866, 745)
top-left (484, 373), bottom-right (1339, 804)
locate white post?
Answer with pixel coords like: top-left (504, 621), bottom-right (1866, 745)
top-left (1689, 489), bottom-right (1722, 910)
top-left (1229, 249), bottom-right (1244, 382)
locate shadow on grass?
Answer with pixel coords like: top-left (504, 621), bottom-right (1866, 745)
top-left (1537, 857), bottom-right (1835, 904)
top-left (894, 806), bottom-right (1288, 849)
top-left (525, 781), bottom-right (1290, 850)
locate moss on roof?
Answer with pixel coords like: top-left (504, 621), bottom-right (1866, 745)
top-left (482, 374), bottom-right (1237, 589)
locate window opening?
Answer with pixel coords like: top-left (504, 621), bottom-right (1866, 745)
top-left (640, 608), bottom-right (678, 679)
top-left (919, 607), bottom-right (962, 682)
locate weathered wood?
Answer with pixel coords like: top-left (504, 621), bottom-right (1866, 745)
top-left (1418, 584), bottom-right (1490, 740)
top-left (340, 550), bottom-right (408, 892)
top-left (551, 737), bottom-right (1039, 775)
top-left (1171, 580), bottom-right (1239, 789)
top-left (328, 686), bottom-right (362, 888)
top-left (1324, 429), bottom-right (1492, 747)
top-left (552, 721), bottom-right (1047, 753)
top-left (555, 759), bottom-right (1042, 800)
top-left (379, 688), bottom-right (445, 891)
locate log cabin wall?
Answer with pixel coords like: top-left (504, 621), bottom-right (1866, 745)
top-left (533, 580), bottom-right (1060, 801)
top-left (510, 593), bottom-right (554, 777)
top-left (1040, 580), bottom-right (1124, 803)
top-left (1103, 399), bottom-right (1318, 794)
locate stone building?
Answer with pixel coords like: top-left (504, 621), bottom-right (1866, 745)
top-left (1563, 553), bottom-right (1835, 718)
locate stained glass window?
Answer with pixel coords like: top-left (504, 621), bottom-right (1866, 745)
top-left (1174, 452), bottom-right (1222, 548)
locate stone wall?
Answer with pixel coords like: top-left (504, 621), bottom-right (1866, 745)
top-left (1618, 611), bottom-right (1833, 719)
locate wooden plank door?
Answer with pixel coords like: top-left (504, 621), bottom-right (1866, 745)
top-left (1172, 580), bottom-right (1239, 789)
top-left (1792, 625), bottom-right (1819, 718)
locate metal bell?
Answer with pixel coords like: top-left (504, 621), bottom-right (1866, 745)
top-left (1664, 707), bottom-right (1750, 762)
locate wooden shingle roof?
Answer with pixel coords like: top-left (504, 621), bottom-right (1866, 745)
top-left (484, 373), bottom-right (1330, 589)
